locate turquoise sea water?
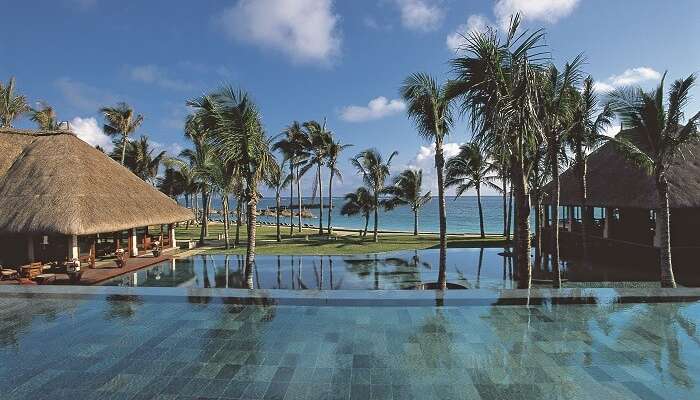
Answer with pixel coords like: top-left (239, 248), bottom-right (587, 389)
top-left (200, 196), bottom-right (514, 234)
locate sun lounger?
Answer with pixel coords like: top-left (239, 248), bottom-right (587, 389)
top-left (1, 268), bottom-right (19, 280)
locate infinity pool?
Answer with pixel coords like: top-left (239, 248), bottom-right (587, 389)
top-left (1, 286), bottom-right (699, 399)
top-left (102, 248), bottom-right (668, 290)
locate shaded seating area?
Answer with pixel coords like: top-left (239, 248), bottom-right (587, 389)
top-left (0, 128), bottom-right (194, 283)
top-left (542, 127), bottom-right (700, 249)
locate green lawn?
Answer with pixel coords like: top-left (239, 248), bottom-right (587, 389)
top-left (175, 223), bottom-right (508, 255)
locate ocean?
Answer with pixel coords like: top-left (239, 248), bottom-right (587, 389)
top-left (192, 195), bottom-right (515, 234)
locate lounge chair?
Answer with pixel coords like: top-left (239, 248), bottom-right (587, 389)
top-left (1, 268), bottom-right (19, 280)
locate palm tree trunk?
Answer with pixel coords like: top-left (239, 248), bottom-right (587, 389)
top-left (435, 140), bottom-right (447, 290)
top-left (511, 158), bottom-right (531, 289)
top-left (373, 193), bottom-right (379, 243)
top-left (296, 165), bottom-right (302, 232)
top-left (657, 173), bottom-right (676, 288)
top-left (235, 195), bottom-right (242, 247)
top-left (506, 188), bottom-right (513, 241)
top-left (327, 168), bottom-right (334, 235)
top-left (185, 194), bottom-right (191, 229)
top-left (578, 157), bottom-right (590, 253)
top-left (275, 188), bottom-right (281, 242)
top-left (550, 149), bottom-right (562, 288)
top-left (223, 194), bottom-right (230, 250)
top-left (476, 185), bottom-right (485, 239)
top-left (413, 209), bottom-right (418, 236)
top-left (363, 214), bottom-right (369, 237)
top-left (502, 175), bottom-right (508, 237)
top-left (245, 189), bottom-right (258, 272)
top-left (534, 201), bottom-right (543, 271)
top-left (289, 165), bottom-right (294, 236)
top-left (120, 134), bottom-right (128, 165)
top-left (317, 163), bottom-right (323, 234)
top-left (198, 191), bottom-right (208, 246)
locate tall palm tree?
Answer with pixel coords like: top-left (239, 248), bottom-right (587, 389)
top-left (266, 159), bottom-right (289, 242)
top-left (326, 137), bottom-right (352, 235)
top-left (300, 120), bottom-right (331, 234)
top-left (351, 149), bottom-right (398, 242)
top-left (445, 142), bottom-right (499, 238)
top-left (448, 14), bottom-right (546, 288)
top-left (208, 158), bottom-right (239, 249)
top-left (567, 76), bottom-right (613, 249)
top-left (199, 85), bottom-right (278, 271)
top-left (400, 72), bottom-right (455, 287)
top-left (157, 165), bottom-right (186, 200)
top-left (608, 72), bottom-right (700, 288)
top-left (100, 102), bottom-right (144, 165)
top-left (274, 121), bottom-right (310, 233)
top-left (535, 56), bottom-right (584, 287)
top-left (340, 187), bottom-right (374, 237)
top-left (30, 102), bottom-right (60, 130)
top-left (163, 158), bottom-right (198, 228)
top-left (383, 169), bottom-right (431, 236)
top-left (0, 77), bottom-right (30, 128)
top-left (114, 135), bottom-right (166, 184)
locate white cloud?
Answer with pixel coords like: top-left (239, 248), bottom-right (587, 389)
top-left (69, 117), bottom-right (113, 151)
top-left (393, 0), bottom-right (444, 32)
top-left (593, 67), bottom-right (662, 93)
top-left (339, 97), bottom-right (406, 122)
top-left (55, 78), bottom-right (116, 113)
top-left (152, 140), bottom-right (184, 157)
top-left (407, 142), bottom-right (462, 193)
top-left (127, 64), bottom-right (193, 91)
top-left (446, 15), bottom-right (490, 52)
top-left (494, 0), bottom-right (579, 29)
top-left (216, 0), bottom-right (341, 65)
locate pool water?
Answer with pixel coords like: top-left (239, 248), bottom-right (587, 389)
top-left (1, 289), bottom-right (699, 399)
top-left (102, 248), bottom-right (668, 290)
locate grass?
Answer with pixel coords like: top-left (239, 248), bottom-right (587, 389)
top-left (174, 223), bottom-right (508, 255)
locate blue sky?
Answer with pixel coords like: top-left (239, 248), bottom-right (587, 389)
top-left (2, 0), bottom-right (699, 195)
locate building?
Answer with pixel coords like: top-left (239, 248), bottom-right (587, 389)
top-left (0, 128), bottom-right (194, 267)
top-left (542, 127), bottom-right (700, 249)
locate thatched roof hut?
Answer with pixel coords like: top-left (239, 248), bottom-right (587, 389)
top-left (543, 128), bottom-right (700, 209)
top-left (0, 128), bottom-right (193, 235)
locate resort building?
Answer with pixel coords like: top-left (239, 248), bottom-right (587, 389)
top-left (542, 127), bottom-right (700, 249)
top-left (0, 128), bottom-right (193, 267)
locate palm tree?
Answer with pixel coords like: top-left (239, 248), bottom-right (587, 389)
top-left (157, 165), bottom-right (185, 200)
top-left (100, 102), bottom-right (144, 165)
top-left (383, 169), bottom-right (431, 235)
top-left (300, 120), bottom-right (331, 234)
top-left (0, 77), bottom-right (30, 128)
top-left (608, 72), bottom-right (700, 288)
top-left (445, 142), bottom-right (499, 238)
top-left (266, 159), bottom-right (289, 242)
top-left (535, 56), bottom-right (585, 287)
top-left (400, 72), bottom-right (455, 288)
top-left (351, 149), bottom-right (398, 242)
top-left (163, 158), bottom-right (198, 228)
top-left (115, 135), bottom-right (166, 184)
top-left (326, 137), bottom-right (352, 235)
top-left (30, 102), bottom-right (60, 130)
top-left (567, 76), bottom-right (613, 249)
top-left (274, 121), bottom-right (310, 233)
top-left (340, 187), bottom-right (374, 237)
top-left (448, 14), bottom-right (546, 288)
top-left (199, 85), bottom-right (278, 270)
top-left (207, 158), bottom-right (239, 249)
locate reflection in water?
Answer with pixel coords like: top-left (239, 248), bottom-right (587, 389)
top-left (103, 247), bottom-right (679, 290)
top-left (0, 293), bottom-right (700, 398)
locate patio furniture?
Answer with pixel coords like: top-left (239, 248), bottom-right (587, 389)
top-left (20, 262), bottom-right (43, 279)
top-left (1, 268), bottom-right (19, 280)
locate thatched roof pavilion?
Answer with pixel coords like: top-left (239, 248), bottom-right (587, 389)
top-left (0, 128), bottom-right (193, 266)
top-left (543, 128), bottom-right (700, 209)
top-left (542, 128), bottom-right (700, 247)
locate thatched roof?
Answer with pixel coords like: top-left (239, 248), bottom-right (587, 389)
top-left (543, 128), bottom-right (700, 209)
top-left (0, 129), bottom-right (193, 235)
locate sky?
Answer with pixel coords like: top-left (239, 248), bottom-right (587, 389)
top-left (2, 0), bottom-right (699, 196)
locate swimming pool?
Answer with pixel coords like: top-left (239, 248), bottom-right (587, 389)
top-left (101, 248), bottom-right (670, 290)
top-left (1, 286), bottom-right (699, 399)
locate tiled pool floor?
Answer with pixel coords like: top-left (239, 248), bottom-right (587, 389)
top-left (1, 288), bottom-right (699, 399)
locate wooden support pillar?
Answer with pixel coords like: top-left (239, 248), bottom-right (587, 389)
top-left (27, 236), bottom-right (35, 262)
top-left (169, 224), bottom-right (177, 249)
top-left (69, 235), bottom-right (79, 260)
top-left (603, 208), bottom-right (612, 239)
top-left (130, 228), bottom-right (138, 257)
top-left (567, 206), bottom-right (574, 232)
